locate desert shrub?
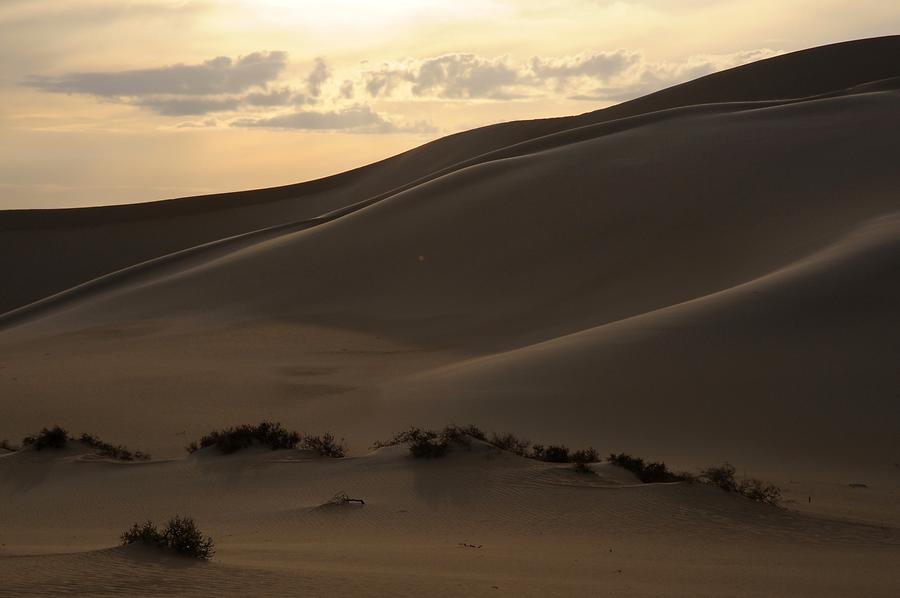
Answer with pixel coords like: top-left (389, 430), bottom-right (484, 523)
top-left (300, 433), bottom-right (346, 458)
top-left (699, 463), bottom-right (781, 505)
top-left (373, 425), bottom-right (481, 459)
top-left (0, 439), bottom-right (17, 452)
top-left (737, 479), bottom-right (782, 505)
top-left (187, 421), bottom-right (301, 454)
top-left (79, 433), bottom-right (150, 461)
top-left (121, 516), bottom-right (214, 560)
top-left (572, 461), bottom-right (595, 475)
top-left (699, 463), bottom-right (738, 492)
top-left (571, 447), bottom-right (599, 463)
top-left (543, 445), bottom-right (572, 462)
top-left (488, 432), bottom-right (531, 456)
top-left (22, 426), bottom-right (69, 450)
top-left (121, 521), bottom-right (165, 547)
top-left (608, 453), bottom-right (686, 483)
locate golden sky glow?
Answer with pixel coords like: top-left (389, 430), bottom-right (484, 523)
top-left (1, 0), bottom-right (898, 208)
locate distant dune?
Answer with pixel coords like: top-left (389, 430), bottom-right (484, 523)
top-left (2, 35), bottom-right (900, 598)
top-left (2, 36), bottom-right (898, 474)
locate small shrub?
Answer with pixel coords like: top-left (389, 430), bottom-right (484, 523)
top-left (121, 516), bottom-right (214, 560)
top-left (608, 453), bottom-right (686, 483)
top-left (373, 425), bottom-right (480, 459)
top-left (699, 463), bottom-right (781, 505)
top-left (187, 421), bottom-right (301, 454)
top-left (572, 461), bottom-right (595, 475)
top-left (300, 433), bottom-right (346, 458)
top-left (542, 445), bottom-right (571, 463)
top-left (80, 433), bottom-right (150, 461)
top-left (737, 479), bottom-right (782, 505)
top-left (22, 426), bottom-right (69, 450)
top-left (121, 521), bottom-right (165, 547)
top-left (488, 432), bottom-right (530, 456)
top-left (699, 463), bottom-right (738, 492)
top-left (571, 447), bottom-right (599, 463)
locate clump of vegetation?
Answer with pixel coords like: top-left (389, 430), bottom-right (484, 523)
top-left (373, 426), bottom-right (467, 458)
top-left (488, 432), bottom-right (531, 456)
top-left (699, 463), bottom-right (781, 505)
top-left (80, 433), bottom-right (150, 461)
top-left (607, 453), bottom-right (687, 483)
top-left (572, 461), bottom-right (596, 475)
top-left (22, 426), bottom-right (69, 450)
top-left (186, 421), bottom-right (345, 457)
top-left (121, 516), bottom-right (214, 560)
top-left (300, 433), bottom-right (346, 458)
top-left (376, 425), bottom-right (600, 463)
top-left (19, 426), bottom-right (150, 460)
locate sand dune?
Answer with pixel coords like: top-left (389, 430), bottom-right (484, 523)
top-left (2, 36), bottom-right (900, 596)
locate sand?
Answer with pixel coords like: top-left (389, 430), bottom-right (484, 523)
top-left (1, 36), bottom-right (899, 596)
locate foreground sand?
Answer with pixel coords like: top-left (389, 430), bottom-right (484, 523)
top-left (1, 37), bottom-right (899, 595)
top-left (1, 442), bottom-right (898, 597)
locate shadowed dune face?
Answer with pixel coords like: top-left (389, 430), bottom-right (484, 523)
top-left (1, 38), bottom-right (899, 478)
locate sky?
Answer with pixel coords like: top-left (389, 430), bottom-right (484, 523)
top-left (1, 1), bottom-right (898, 209)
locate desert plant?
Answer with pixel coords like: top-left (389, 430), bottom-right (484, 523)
top-left (323, 492), bottom-right (365, 506)
top-left (187, 421), bottom-right (301, 454)
top-left (699, 463), bottom-right (738, 492)
top-left (300, 433), bottom-right (346, 458)
top-left (608, 453), bottom-right (686, 483)
top-left (571, 447), bottom-right (599, 463)
top-left (572, 461), bottom-right (595, 475)
top-left (541, 445), bottom-right (571, 463)
top-left (22, 426), bottom-right (69, 450)
top-left (737, 479), bottom-right (782, 505)
top-left (121, 516), bottom-right (214, 560)
top-left (488, 432), bottom-right (531, 456)
top-left (699, 463), bottom-right (781, 505)
top-left (79, 433), bottom-right (150, 461)
top-left (373, 425), bottom-right (482, 459)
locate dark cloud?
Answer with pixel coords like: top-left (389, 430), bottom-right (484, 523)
top-left (244, 87), bottom-right (295, 106)
top-left (135, 96), bottom-right (241, 116)
top-left (306, 57), bottom-right (330, 98)
top-left (25, 51), bottom-right (287, 97)
top-left (233, 106), bottom-right (436, 134)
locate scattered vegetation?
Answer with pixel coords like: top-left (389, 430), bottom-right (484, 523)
top-left (18, 426), bottom-right (150, 460)
top-left (186, 421), bottom-right (345, 457)
top-left (121, 516), bottom-right (214, 560)
top-left (375, 425), bottom-right (600, 463)
top-left (488, 432), bottom-right (531, 456)
top-left (300, 433), bottom-right (346, 458)
top-left (22, 426), bottom-right (69, 450)
top-left (699, 463), bottom-right (781, 505)
top-left (608, 453), bottom-right (688, 483)
top-left (572, 461), bottom-right (596, 475)
top-left (80, 433), bottom-right (150, 461)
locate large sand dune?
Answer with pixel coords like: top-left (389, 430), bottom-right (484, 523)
top-left (1, 36), bottom-right (899, 596)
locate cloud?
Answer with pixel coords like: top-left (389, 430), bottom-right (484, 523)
top-left (244, 87), bottom-right (295, 106)
top-left (529, 50), bottom-right (640, 80)
top-left (233, 106), bottom-right (436, 134)
top-left (306, 57), bottom-right (330, 98)
top-left (357, 48), bottom-right (781, 102)
top-left (135, 96), bottom-right (242, 116)
top-left (339, 79), bottom-right (355, 99)
top-left (26, 51), bottom-right (287, 96)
